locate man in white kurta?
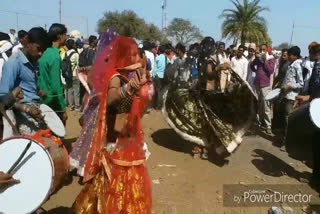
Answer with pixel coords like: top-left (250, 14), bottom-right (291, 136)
top-left (231, 45), bottom-right (249, 80)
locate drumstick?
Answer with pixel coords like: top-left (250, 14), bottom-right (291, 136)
top-left (7, 141), bottom-right (32, 175)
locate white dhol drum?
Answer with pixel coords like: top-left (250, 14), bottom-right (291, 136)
top-left (40, 104), bottom-right (66, 137)
top-left (288, 98), bottom-right (320, 136)
top-left (265, 88), bottom-right (281, 101)
top-left (0, 137), bottom-right (68, 214)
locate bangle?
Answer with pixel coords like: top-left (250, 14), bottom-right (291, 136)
top-left (120, 85), bottom-right (127, 98)
top-left (126, 83), bottom-right (135, 96)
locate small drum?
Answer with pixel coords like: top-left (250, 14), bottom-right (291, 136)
top-left (265, 88), bottom-right (281, 101)
top-left (288, 98), bottom-right (320, 136)
top-left (40, 104), bottom-right (66, 137)
top-left (0, 136), bottom-right (69, 214)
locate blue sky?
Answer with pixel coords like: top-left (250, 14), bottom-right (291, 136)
top-left (1, 0), bottom-right (320, 55)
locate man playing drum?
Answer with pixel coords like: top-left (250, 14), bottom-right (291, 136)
top-left (296, 44), bottom-right (320, 191)
top-left (0, 27), bottom-right (48, 136)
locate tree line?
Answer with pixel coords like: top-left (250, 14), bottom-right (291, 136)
top-left (97, 0), bottom-right (281, 47)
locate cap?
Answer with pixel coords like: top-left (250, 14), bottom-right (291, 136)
top-left (76, 38), bottom-right (84, 46)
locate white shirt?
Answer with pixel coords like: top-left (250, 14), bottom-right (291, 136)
top-left (282, 59), bottom-right (304, 101)
top-left (231, 56), bottom-right (249, 80)
top-left (0, 58), bottom-right (5, 81)
top-left (246, 56), bottom-right (256, 90)
top-left (217, 52), bottom-right (230, 64)
top-left (217, 52), bottom-right (231, 82)
top-left (145, 50), bottom-right (155, 75)
top-left (77, 48), bottom-right (84, 54)
top-left (66, 49), bottom-right (80, 77)
top-left (302, 57), bottom-right (314, 94)
top-left (12, 43), bottom-right (23, 55)
top-left (8, 33), bottom-right (17, 45)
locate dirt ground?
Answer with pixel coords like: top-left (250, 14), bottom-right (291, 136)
top-left (42, 110), bottom-right (320, 214)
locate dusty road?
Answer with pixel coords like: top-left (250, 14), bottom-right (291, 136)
top-left (42, 110), bottom-right (319, 214)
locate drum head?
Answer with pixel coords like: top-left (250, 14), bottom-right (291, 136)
top-left (0, 138), bottom-right (54, 214)
top-left (310, 98), bottom-right (320, 129)
top-left (265, 88), bottom-right (280, 101)
top-left (40, 104), bottom-right (66, 137)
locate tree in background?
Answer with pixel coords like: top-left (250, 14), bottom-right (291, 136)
top-left (97, 10), bottom-right (167, 42)
top-left (273, 42), bottom-right (291, 50)
top-left (166, 18), bottom-right (203, 45)
top-left (220, 0), bottom-right (270, 45)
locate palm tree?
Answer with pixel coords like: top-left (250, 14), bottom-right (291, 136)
top-left (220, 0), bottom-right (269, 45)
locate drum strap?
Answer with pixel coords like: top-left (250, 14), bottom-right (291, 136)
top-left (0, 105), bottom-right (19, 135)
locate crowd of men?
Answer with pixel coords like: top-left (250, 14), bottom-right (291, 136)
top-left (149, 39), bottom-right (320, 190)
top-left (0, 24), bottom-right (320, 190)
top-left (0, 25), bottom-right (98, 137)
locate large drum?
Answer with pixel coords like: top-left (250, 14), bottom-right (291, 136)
top-left (40, 104), bottom-right (66, 137)
top-left (0, 136), bottom-right (69, 214)
top-left (288, 98), bottom-right (320, 136)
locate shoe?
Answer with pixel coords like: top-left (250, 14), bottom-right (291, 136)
top-left (201, 148), bottom-right (209, 160)
top-left (265, 128), bottom-right (273, 135)
top-left (74, 108), bottom-right (81, 112)
top-left (280, 145), bottom-right (286, 152)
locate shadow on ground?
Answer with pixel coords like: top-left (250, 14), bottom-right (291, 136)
top-left (252, 149), bottom-right (311, 181)
top-left (285, 128), bottom-right (313, 167)
top-left (151, 128), bottom-right (194, 155)
top-left (245, 126), bottom-right (275, 142)
top-left (151, 128), bottom-right (229, 167)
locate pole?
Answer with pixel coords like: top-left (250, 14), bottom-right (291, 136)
top-left (16, 12), bottom-right (19, 31)
top-left (161, 0), bottom-right (164, 31)
top-left (164, 0), bottom-right (167, 30)
top-left (86, 17), bottom-right (89, 38)
top-left (289, 21), bottom-right (295, 47)
top-left (59, 0), bottom-right (62, 23)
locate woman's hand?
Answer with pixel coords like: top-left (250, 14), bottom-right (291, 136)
top-left (137, 68), bottom-right (149, 86)
top-left (131, 69), bottom-right (148, 90)
top-left (131, 72), bottom-right (142, 90)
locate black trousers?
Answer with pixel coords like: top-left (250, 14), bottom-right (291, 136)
top-left (313, 131), bottom-right (320, 178)
top-left (276, 99), bottom-right (294, 144)
top-left (153, 76), bottom-right (165, 110)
